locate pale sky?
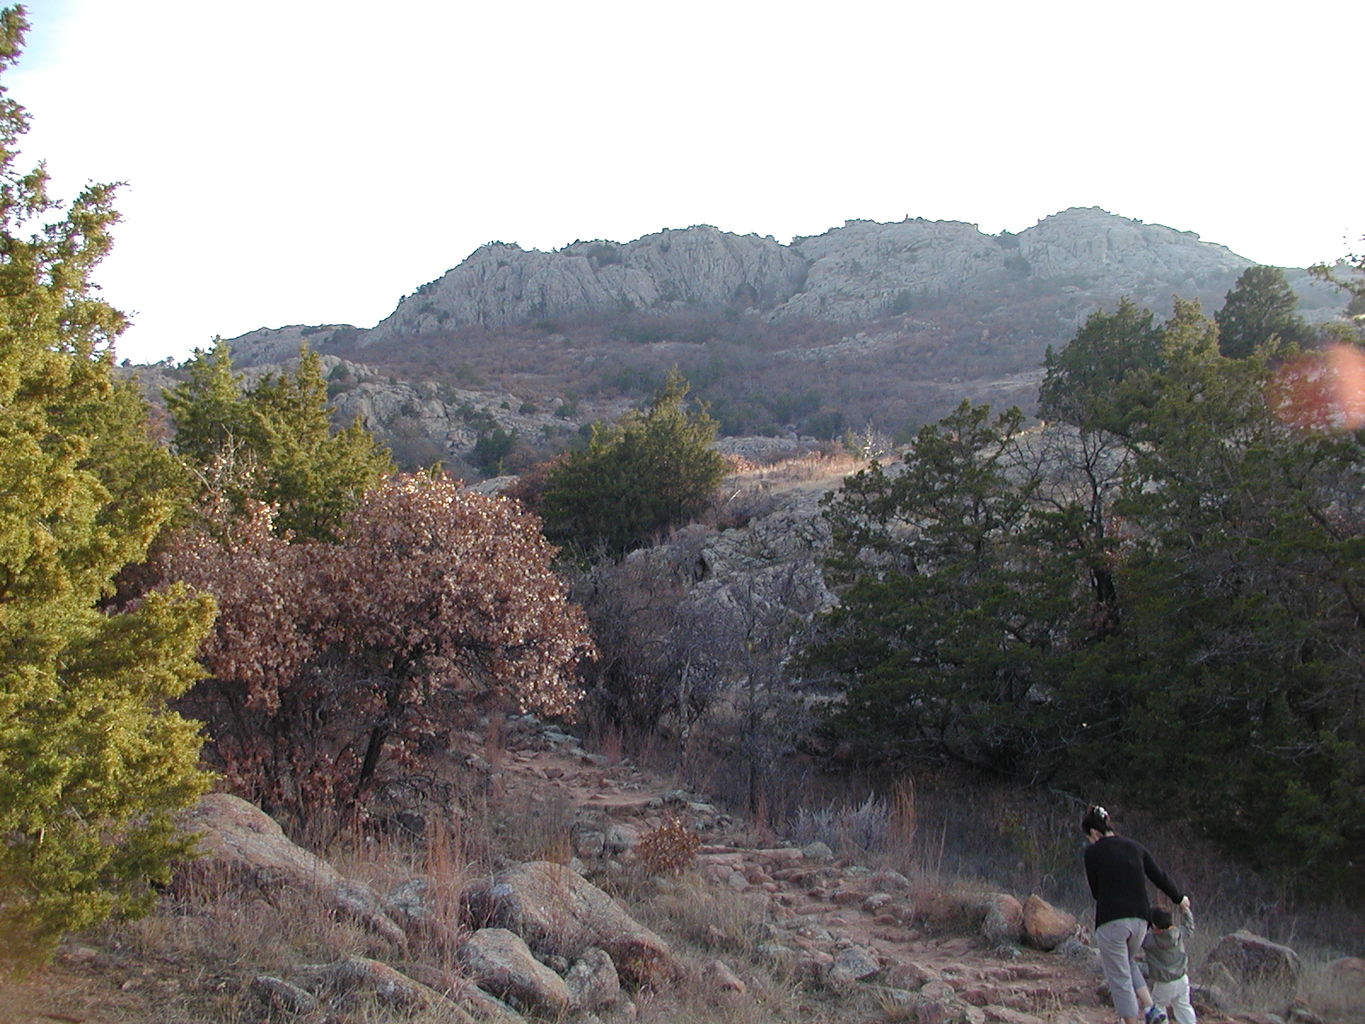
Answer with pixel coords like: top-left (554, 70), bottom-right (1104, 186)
top-left (12, 0), bottom-right (1365, 365)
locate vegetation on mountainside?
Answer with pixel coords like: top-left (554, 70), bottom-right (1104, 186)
top-left (1216, 264), bottom-right (1311, 358)
top-left (1312, 238), bottom-right (1365, 328)
top-left (156, 472), bottom-right (594, 833)
top-left (529, 371), bottom-right (728, 559)
top-left (806, 296), bottom-right (1365, 893)
top-left (0, 6), bottom-right (216, 962)
top-left (165, 342), bottom-right (393, 542)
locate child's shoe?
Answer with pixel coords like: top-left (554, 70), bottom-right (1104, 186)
top-left (1144, 1006), bottom-right (1168, 1024)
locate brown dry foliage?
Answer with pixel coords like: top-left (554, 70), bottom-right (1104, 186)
top-left (637, 815), bottom-right (702, 876)
top-left (157, 472), bottom-right (595, 827)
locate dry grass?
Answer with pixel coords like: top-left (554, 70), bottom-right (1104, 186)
top-left (5, 729), bottom-right (1363, 1024)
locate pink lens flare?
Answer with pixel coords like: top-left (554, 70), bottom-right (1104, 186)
top-left (1270, 343), bottom-right (1365, 431)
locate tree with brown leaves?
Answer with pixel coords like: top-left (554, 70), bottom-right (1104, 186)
top-left (159, 473), bottom-right (594, 830)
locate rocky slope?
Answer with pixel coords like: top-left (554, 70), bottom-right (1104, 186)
top-left (149, 207), bottom-right (1352, 474)
top-left (352, 207), bottom-right (1341, 346)
top-left (7, 714), bottom-right (1354, 1024)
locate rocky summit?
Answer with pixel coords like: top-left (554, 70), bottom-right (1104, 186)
top-left (159, 206), bottom-right (1351, 476)
top-left (351, 207), bottom-right (1340, 345)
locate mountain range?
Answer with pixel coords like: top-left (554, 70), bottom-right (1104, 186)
top-left (150, 207), bottom-right (1349, 473)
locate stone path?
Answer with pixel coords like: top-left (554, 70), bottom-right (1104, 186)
top-left (487, 721), bottom-right (1251, 1024)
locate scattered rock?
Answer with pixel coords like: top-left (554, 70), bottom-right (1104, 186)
top-left (296, 955), bottom-right (444, 1010)
top-left (869, 867), bottom-right (912, 891)
top-left (250, 974), bottom-right (320, 1014)
top-left (180, 793), bottom-right (406, 945)
top-left (701, 958), bottom-right (747, 995)
top-left (825, 944), bottom-right (880, 988)
top-left (1205, 930), bottom-right (1302, 991)
top-left (884, 960), bottom-right (936, 990)
top-left (457, 927), bottom-right (572, 1016)
top-left (1323, 956), bottom-right (1365, 1011)
top-left (565, 948), bottom-right (621, 1011)
top-left (571, 823), bottom-right (607, 859)
top-left (603, 823), bottom-right (640, 854)
top-left (978, 893), bottom-right (1025, 945)
top-left (802, 841), bottom-right (834, 862)
top-left (460, 860), bottom-right (682, 986)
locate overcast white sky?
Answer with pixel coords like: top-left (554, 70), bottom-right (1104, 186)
top-left (12, 0), bottom-right (1365, 365)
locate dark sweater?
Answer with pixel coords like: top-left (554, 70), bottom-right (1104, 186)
top-left (1084, 834), bottom-right (1183, 927)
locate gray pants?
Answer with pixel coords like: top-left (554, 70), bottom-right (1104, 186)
top-left (1096, 917), bottom-right (1148, 1019)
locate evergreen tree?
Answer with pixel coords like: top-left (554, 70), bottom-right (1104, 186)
top-left (1215, 264), bottom-right (1309, 358)
top-left (0, 7), bottom-right (215, 962)
top-left (808, 402), bottom-right (1093, 774)
top-left (1311, 239), bottom-right (1365, 332)
top-left (538, 371), bottom-right (727, 557)
top-left (1104, 333), bottom-right (1364, 881)
top-left (166, 343), bottom-right (392, 542)
top-left (814, 298), bottom-right (1365, 891)
top-left (1038, 298), bottom-right (1164, 432)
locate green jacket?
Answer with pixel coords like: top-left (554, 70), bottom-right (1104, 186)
top-left (1142, 904), bottom-right (1195, 984)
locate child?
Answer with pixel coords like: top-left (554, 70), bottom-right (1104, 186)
top-left (1142, 902), bottom-right (1197, 1024)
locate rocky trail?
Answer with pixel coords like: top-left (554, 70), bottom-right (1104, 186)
top-left (487, 720), bottom-right (1261, 1024)
top-left (2, 716), bottom-right (1343, 1024)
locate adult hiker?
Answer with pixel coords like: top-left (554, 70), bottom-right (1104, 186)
top-left (1082, 804), bottom-right (1191, 1024)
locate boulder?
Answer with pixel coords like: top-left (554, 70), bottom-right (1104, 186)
top-left (977, 893), bottom-right (1025, 945)
top-left (457, 928), bottom-right (572, 1016)
top-left (1325, 954), bottom-right (1365, 989)
top-left (801, 841), bottom-right (835, 862)
top-left (295, 956), bottom-right (446, 1011)
top-left (603, 823), bottom-right (640, 855)
top-left (1022, 894), bottom-right (1076, 951)
top-left (825, 945), bottom-right (880, 988)
top-left (1205, 930), bottom-right (1302, 991)
top-left (884, 960), bottom-right (937, 990)
top-left (181, 793), bottom-right (405, 945)
top-left (250, 974), bottom-right (319, 1014)
top-left (565, 947), bottom-right (621, 1011)
top-left (461, 860), bottom-right (682, 986)
top-left (906, 979), bottom-right (987, 1024)
top-left (701, 958), bottom-right (747, 995)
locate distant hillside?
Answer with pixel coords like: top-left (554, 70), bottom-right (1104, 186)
top-left (172, 207), bottom-right (1350, 473)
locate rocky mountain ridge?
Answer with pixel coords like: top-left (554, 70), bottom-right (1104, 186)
top-left (142, 207), bottom-right (1352, 475)
top-left (220, 207), bottom-right (1344, 369)
top-left (356, 207), bottom-right (1340, 346)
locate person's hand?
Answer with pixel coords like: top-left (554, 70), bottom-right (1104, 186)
top-left (1180, 895), bottom-right (1191, 908)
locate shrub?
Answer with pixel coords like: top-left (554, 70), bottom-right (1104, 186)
top-left (637, 815), bottom-right (702, 876)
top-left (158, 474), bottom-right (595, 831)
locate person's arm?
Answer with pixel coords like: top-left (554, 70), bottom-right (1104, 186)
top-left (1142, 848), bottom-right (1183, 904)
top-left (1178, 898), bottom-right (1195, 935)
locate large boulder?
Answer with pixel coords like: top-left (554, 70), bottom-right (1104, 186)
top-left (457, 928), bottom-right (572, 1016)
top-left (461, 860), bottom-right (682, 986)
top-left (1021, 894), bottom-right (1076, 951)
top-left (976, 893), bottom-right (1024, 945)
top-left (180, 793), bottom-right (405, 945)
top-left (1205, 930), bottom-right (1302, 991)
top-left (565, 947), bottom-right (621, 1011)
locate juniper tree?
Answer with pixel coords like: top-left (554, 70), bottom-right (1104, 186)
top-left (538, 370), bottom-right (727, 558)
top-left (165, 343), bottom-right (392, 542)
top-left (0, 6), bottom-right (215, 962)
top-left (1215, 264), bottom-right (1310, 358)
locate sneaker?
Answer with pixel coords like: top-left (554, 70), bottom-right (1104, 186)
top-left (1144, 1006), bottom-right (1168, 1024)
